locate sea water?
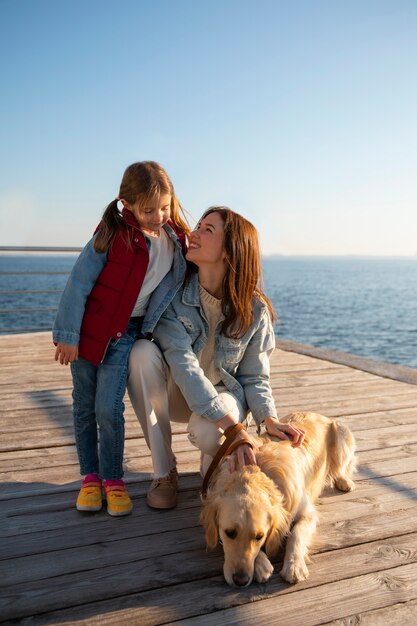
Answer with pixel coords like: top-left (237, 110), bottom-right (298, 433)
top-left (1, 254), bottom-right (416, 368)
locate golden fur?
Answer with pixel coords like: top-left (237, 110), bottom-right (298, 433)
top-left (200, 411), bottom-right (356, 587)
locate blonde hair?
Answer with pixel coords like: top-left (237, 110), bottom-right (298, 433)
top-left (94, 161), bottom-right (190, 252)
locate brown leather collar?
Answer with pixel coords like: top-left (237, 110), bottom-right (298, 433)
top-left (201, 423), bottom-right (254, 499)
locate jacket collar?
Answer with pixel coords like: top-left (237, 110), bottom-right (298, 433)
top-left (182, 271), bottom-right (227, 324)
top-left (122, 208), bottom-right (143, 231)
top-left (182, 271), bottom-right (201, 306)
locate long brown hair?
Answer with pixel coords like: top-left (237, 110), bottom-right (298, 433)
top-left (197, 207), bottom-right (276, 338)
top-left (94, 161), bottom-right (190, 252)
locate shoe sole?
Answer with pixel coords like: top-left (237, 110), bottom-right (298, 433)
top-left (76, 504), bottom-right (102, 511)
top-left (107, 507), bottom-right (133, 517)
top-left (146, 498), bottom-right (177, 510)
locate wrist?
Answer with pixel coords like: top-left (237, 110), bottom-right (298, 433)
top-left (216, 413), bottom-right (238, 432)
top-left (264, 416), bottom-right (279, 428)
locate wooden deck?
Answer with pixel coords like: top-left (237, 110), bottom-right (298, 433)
top-left (1, 332), bottom-right (417, 625)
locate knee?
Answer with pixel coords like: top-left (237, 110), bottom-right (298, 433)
top-left (129, 339), bottom-right (160, 368)
top-left (187, 414), bottom-right (222, 456)
top-left (95, 397), bottom-right (125, 426)
top-left (128, 340), bottom-right (164, 381)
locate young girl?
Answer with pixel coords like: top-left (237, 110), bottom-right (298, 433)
top-left (53, 161), bottom-right (189, 516)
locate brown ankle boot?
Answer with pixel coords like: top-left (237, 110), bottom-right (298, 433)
top-left (147, 468), bottom-right (178, 509)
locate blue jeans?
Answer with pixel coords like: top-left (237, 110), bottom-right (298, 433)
top-left (70, 318), bottom-right (144, 480)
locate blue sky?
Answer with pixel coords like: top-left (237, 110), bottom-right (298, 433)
top-left (1, 0), bottom-right (416, 255)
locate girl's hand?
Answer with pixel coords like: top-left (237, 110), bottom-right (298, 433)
top-left (264, 416), bottom-right (305, 447)
top-left (55, 343), bottom-right (79, 365)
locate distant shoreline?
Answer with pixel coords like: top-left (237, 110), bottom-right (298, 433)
top-left (263, 254), bottom-right (417, 260)
top-left (1, 248), bottom-right (416, 260)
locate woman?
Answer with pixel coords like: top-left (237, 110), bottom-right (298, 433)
top-left (127, 207), bottom-right (304, 509)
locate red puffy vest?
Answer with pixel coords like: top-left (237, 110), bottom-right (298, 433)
top-left (78, 209), bottom-right (184, 365)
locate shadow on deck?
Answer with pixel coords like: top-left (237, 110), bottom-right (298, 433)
top-left (1, 332), bottom-right (417, 625)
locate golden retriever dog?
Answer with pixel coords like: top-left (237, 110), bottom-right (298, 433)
top-left (200, 411), bottom-right (356, 588)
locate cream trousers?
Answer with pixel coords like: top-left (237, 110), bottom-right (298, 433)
top-left (127, 339), bottom-right (248, 478)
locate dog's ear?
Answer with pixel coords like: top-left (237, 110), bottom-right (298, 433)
top-left (200, 500), bottom-right (219, 549)
top-left (265, 507), bottom-right (290, 558)
top-left (265, 524), bottom-right (281, 557)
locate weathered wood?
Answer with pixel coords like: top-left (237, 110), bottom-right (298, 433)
top-left (1, 423), bottom-right (416, 481)
top-left (1, 535), bottom-right (417, 624)
top-left (1, 379), bottom-right (417, 419)
top-left (276, 338), bottom-right (417, 385)
top-left (0, 332), bottom-right (416, 624)
top-left (2, 478), bottom-right (417, 567)
top-left (2, 436), bottom-right (417, 488)
top-left (170, 563), bottom-right (417, 626)
top-left (323, 598), bottom-right (417, 625)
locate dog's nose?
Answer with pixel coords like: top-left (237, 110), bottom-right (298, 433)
top-left (232, 571), bottom-right (250, 587)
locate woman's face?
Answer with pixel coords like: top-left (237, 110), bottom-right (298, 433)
top-left (186, 211), bottom-right (226, 267)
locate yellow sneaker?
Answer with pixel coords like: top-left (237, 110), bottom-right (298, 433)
top-left (76, 481), bottom-right (102, 512)
top-left (104, 482), bottom-right (133, 517)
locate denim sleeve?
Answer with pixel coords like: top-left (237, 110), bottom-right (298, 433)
top-left (52, 236), bottom-right (108, 346)
top-left (235, 308), bottom-right (278, 425)
top-left (154, 306), bottom-right (231, 421)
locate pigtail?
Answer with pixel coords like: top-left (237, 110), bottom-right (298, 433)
top-left (94, 199), bottom-right (127, 253)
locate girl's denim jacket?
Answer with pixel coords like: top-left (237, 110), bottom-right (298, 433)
top-left (53, 222), bottom-right (186, 347)
top-left (153, 272), bottom-right (278, 426)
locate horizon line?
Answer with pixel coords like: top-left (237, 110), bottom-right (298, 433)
top-left (1, 245), bottom-right (417, 259)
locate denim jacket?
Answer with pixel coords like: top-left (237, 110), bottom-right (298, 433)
top-left (153, 272), bottom-right (277, 426)
top-left (53, 222), bottom-right (186, 347)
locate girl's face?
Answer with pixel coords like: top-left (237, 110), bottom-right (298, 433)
top-left (186, 211), bottom-right (226, 266)
top-left (127, 193), bottom-right (171, 234)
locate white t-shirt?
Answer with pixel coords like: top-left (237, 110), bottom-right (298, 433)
top-left (131, 229), bottom-right (174, 317)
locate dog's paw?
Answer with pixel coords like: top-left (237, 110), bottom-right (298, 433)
top-left (280, 557), bottom-right (309, 584)
top-left (254, 551), bottom-right (274, 583)
top-left (335, 476), bottom-right (355, 492)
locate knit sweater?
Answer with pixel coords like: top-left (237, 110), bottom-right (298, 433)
top-left (197, 285), bottom-right (223, 385)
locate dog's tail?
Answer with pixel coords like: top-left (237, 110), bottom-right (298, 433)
top-left (328, 419), bottom-right (356, 492)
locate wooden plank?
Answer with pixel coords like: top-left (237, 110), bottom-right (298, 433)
top-left (1, 533), bottom-right (417, 624)
top-left (0, 368), bottom-right (381, 396)
top-left (276, 393), bottom-right (417, 418)
top-left (269, 369), bottom-right (383, 386)
top-left (0, 411), bottom-right (175, 432)
top-left (171, 563), bottom-right (417, 626)
top-left (2, 463), bottom-right (415, 521)
top-left (1, 439), bottom-right (417, 496)
top-left (0, 477), bottom-right (201, 506)
top-left (323, 598), bottom-right (417, 625)
top-left (11, 401), bottom-right (417, 442)
top-left (1, 332), bottom-right (417, 623)
top-left (1, 421), bottom-right (416, 477)
top-left (341, 407), bottom-right (417, 429)
top-left (2, 391), bottom-right (417, 446)
top-left (4, 378), bottom-right (416, 416)
top-left (2, 471), bottom-right (417, 559)
top-left (276, 338), bottom-right (417, 386)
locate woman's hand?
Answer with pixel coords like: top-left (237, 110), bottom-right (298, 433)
top-left (264, 416), bottom-right (305, 447)
top-left (229, 429), bottom-right (259, 470)
top-left (216, 412), bottom-right (259, 470)
top-left (55, 343), bottom-right (79, 365)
